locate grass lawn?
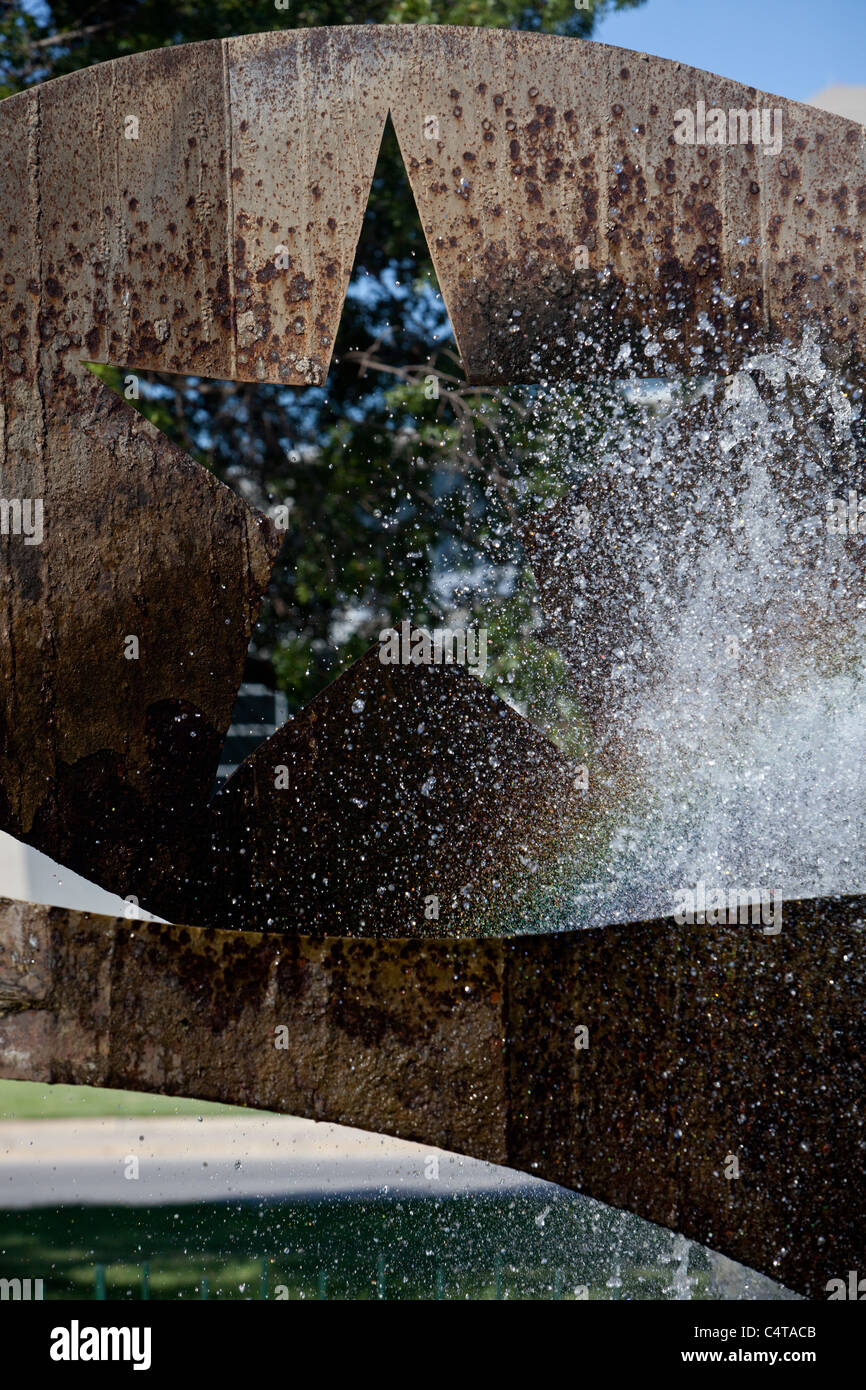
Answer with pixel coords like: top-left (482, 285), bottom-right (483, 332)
top-left (0, 1080), bottom-right (711, 1300)
top-left (0, 1193), bottom-right (708, 1300)
top-left (0, 1079), bottom-right (260, 1120)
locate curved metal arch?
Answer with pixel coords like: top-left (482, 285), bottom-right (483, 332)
top-left (1, 26), bottom-right (865, 1302)
top-left (2, 26), bottom-right (863, 390)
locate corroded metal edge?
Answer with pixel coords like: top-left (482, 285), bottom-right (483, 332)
top-left (0, 67), bottom-right (283, 893)
top-left (1, 893), bottom-right (863, 1298)
top-left (147, 647), bottom-right (595, 937)
top-left (2, 26), bottom-right (862, 388)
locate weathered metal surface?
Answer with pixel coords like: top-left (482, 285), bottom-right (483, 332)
top-left (506, 894), bottom-right (866, 1300)
top-left (393, 28), bottom-right (864, 380)
top-left (1, 892), bottom-right (863, 1298)
top-left (1, 26), bottom-right (864, 1299)
top-left (0, 366), bottom-right (280, 902)
top-left (2, 27), bottom-right (862, 390)
top-left (148, 646), bottom-right (589, 935)
top-left (227, 29), bottom-right (391, 386)
top-left (0, 74), bottom-right (281, 896)
top-left (1, 22), bottom-right (862, 892)
top-left (0, 898), bottom-right (510, 1167)
top-left (0, 31), bottom-right (389, 388)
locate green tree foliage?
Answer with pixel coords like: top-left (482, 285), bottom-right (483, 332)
top-left (1, 0), bottom-right (645, 738)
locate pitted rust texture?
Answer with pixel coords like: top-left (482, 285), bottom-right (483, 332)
top-left (0, 899), bottom-right (510, 1165)
top-left (506, 895), bottom-right (866, 1301)
top-left (147, 646), bottom-right (590, 937)
top-left (1, 21), bottom-right (863, 906)
top-left (1, 27), bottom-right (861, 390)
top-left (227, 28), bottom-right (391, 385)
top-left (1, 893), bottom-right (864, 1297)
top-left (388, 27), bottom-right (865, 380)
top-left (0, 344), bottom-right (281, 898)
top-left (1, 24), bottom-right (864, 1301)
top-left (0, 70), bottom-right (281, 897)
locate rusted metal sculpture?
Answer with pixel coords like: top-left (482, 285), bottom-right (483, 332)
top-left (1, 25), bottom-right (865, 1298)
top-left (1, 891), bottom-right (863, 1300)
top-left (148, 647), bottom-right (587, 936)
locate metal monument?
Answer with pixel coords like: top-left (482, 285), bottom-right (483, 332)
top-left (1, 25), bottom-right (865, 1298)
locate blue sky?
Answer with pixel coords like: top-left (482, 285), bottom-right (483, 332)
top-left (18, 0), bottom-right (866, 104)
top-left (596, 0), bottom-right (865, 104)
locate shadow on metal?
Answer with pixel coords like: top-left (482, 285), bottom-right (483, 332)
top-left (1, 26), bottom-right (865, 1300)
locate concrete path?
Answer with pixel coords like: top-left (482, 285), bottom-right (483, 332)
top-left (0, 1116), bottom-right (539, 1208)
top-left (0, 830), bottom-right (165, 920)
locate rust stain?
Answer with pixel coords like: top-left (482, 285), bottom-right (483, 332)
top-left (0, 28), bottom-right (859, 390)
top-left (1, 26), bottom-right (864, 1303)
top-left (1, 892), bottom-right (864, 1299)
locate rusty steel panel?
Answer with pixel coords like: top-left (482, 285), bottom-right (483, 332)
top-left (0, 358), bottom-right (281, 899)
top-left (1, 25), bottom-right (865, 1300)
top-left (1, 892), bottom-right (863, 1298)
top-left (1, 27), bottom-right (861, 390)
top-left (147, 646), bottom-right (589, 936)
top-left (763, 91), bottom-right (866, 367)
top-left (36, 40), bottom-right (234, 380)
top-left (506, 896), bottom-right (866, 1301)
top-left (0, 33), bottom-right (382, 389)
top-left (226, 28), bottom-right (391, 385)
top-left (0, 46), bottom-right (282, 894)
top-left (388, 27), bottom-right (865, 381)
top-left (0, 898), bottom-right (510, 1168)
top-left (0, 79), bottom-right (281, 895)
